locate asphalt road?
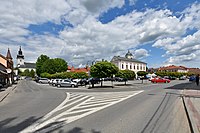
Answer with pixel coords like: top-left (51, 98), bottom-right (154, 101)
top-left (0, 80), bottom-right (191, 133)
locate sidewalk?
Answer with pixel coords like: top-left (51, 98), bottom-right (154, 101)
top-left (0, 84), bottom-right (17, 102)
top-left (183, 83), bottom-right (200, 133)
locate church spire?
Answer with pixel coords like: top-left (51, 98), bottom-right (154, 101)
top-left (17, 46), bottom-right (24, 59)
top-left (6, 48), bottom-right (12, 60)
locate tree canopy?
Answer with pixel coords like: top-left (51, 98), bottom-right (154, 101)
top-left (137, 71), bottom-right (148, 77)
top-left (36, 55), bottom-right (68, 76)
top-left (20, 69), bottom-right (35, 78)
top-left (36, 55), bottom-right (49, 76)
top-left (116, 70), bottom-right (135, 80)
top-left (90, 61), bottom-right (119, 78)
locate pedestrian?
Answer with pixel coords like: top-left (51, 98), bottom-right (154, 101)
top-left (196, 74), bottom-right (199, 86)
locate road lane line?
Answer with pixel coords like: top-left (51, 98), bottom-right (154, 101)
top-left (21, 90), bottom-right (143, 133)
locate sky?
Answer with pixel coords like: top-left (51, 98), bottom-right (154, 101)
top-left (0, 0), bottom-right (200, 68)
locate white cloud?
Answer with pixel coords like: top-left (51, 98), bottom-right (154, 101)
top-left (0, 1), bottom-right (200, 68)
top-left (81, 0), bottom-right (124, 14)
top-left (133, 49), bottom-right (149, 59)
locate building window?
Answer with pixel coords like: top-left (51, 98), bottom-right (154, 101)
top-left (130, 65), bottom-right (132, 69)
top-left (126, 65), bottom-right (128, 69)
top-left (122, 64), bottom-right (124, 69)
top-left (137, 66), bottom-right (139, 70)
top-left (143, 67), bottom-right (146, 71)
top-left (140, 66), bottom-right (142, 70)
top-left (134, 65), bottom-right (135, 70)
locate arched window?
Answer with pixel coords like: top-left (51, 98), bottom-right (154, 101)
top-left (122, 64), bottom-right (124, 69)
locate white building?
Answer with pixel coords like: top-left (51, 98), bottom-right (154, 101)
top-left (16, 46), bottom-right (36, 72)
top-left (111, 51), bottom-right (147, 78)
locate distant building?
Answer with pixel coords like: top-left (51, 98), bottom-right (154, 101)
top-left (188, 68), bottom-right (200, 75)
top-left (67, 66), bottom-right (90, 75)
top-left (16, 46), bottom-right (36, 72)
top-left (111, 50), bottom-right (147, 78)
top-left (158, 65), bottom-right (188, 73)
top-left (0, 48), bottom-right (14, 86)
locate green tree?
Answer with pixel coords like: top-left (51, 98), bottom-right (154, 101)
top-left (23, 69), bottom-right (30, 76)
top-left (90, 61), bottom-right (119, 87)
top-left (36, 55), bottom-right (50, 76)
top-left (41, 59), bottom-right (56, 74)
top-left (137, 71), bottom-right (148, 83)
top-left (30, 69), bottom-right (35, 78)
top-left (137, 71), bottom-right (148, 77)
top-left (116, 70), bottom-right (135, 80)
top-left (54, 58), bottom-right (68, 73)
top-left (116, 70), bottom-right (135, 84)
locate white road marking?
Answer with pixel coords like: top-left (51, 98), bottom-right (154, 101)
top-left (20, 90), bottom-right (143, 133)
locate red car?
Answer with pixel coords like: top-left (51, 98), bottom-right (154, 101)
top-left (151, 78), bottom-right (170, 83)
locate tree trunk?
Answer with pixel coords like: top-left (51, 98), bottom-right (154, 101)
top-left (92, 83), bottom-right (94, 88)
top-left (111, 81), bottom-right (114, 88)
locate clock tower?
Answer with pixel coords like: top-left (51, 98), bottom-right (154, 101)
top-left (16, 46), bottom-right (24, 67)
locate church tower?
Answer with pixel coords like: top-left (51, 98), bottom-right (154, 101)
top-left (125, 50), bottom-right (133, 59)
top-left (6, 48), bottom-right (13, 62)
top-left (17, 46), bottom-right (24, 67)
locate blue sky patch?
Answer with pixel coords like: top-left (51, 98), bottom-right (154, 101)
top-left (27, 21), bottom-right (73, 36)
top-left (99, 0), bottom-right (197, 24)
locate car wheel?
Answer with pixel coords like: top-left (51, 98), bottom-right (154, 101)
top-left (57, 84), bottom-right (61, 87)
top-left (71, 84), bottom-right (75, 88)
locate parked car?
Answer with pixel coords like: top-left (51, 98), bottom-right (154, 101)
top-left (189, 76), bottom-right (196, 81)
top-left (86, 78), bottom-right (101, 85)
top-left (48, 79), bottom-right (54, 85)
top-left (72, 79), bottom-right (81, 84)
top-left (113, 77), bottom-right (128, 82)
top-left (169, 76), bottom-right (177, 80)
top-left (179, 76), bottom-right (187, 80)
top-left (38, 78), bottom-right (49, 84)
top-left (151, 78), bottom-right (170, 83)
top-left (57, 79), bottom-right (78, 88)
top-left (51, 79), bottom-right (62, 86)
top-left (79, 79), bottom-right (88, 86)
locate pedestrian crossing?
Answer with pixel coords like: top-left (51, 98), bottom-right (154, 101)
top-left (21, 90), bottom-right (143, 133)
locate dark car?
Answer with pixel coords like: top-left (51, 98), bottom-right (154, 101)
top-left (113, 77), bottom-right (128, 82)
top-left (86, 78), bottom-right (101, 85)
top-left (189, 76), bottom-right (196, 81)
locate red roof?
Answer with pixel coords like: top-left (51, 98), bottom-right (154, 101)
top-left (158, 65), bottom-right (188, 71)
top-left (67, 66), bottom-right (90, 73)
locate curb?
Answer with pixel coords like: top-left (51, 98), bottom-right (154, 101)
top-left (183, 96), bottom-right (200, 133)
top-left (182, 96), bottom-right (195, 133)
top-left (0, 85), bottom-right (17, 102)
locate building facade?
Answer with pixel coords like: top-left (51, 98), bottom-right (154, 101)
top-left (158, 65), bottom-right (188, 73)
top-left (0, 49), bottom-right (14, 86)
top-left (67, 66), bottom-right (90, 75)
top-left (111, 51), bottom-right (147, 78)
top-left (16, 46), bottom-right (36, 73)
